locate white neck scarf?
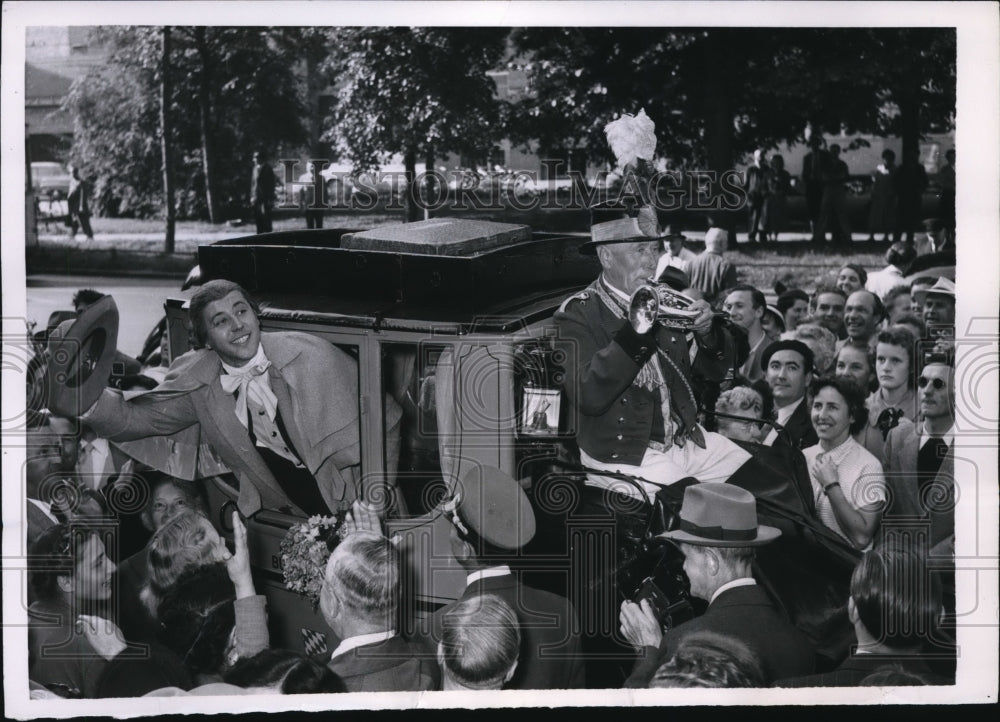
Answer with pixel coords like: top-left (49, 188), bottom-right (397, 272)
top-left (220, 344), bottom-right (278, 427)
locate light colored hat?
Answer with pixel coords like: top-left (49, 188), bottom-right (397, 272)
top-left (924, 276), bottom-right (956, 299)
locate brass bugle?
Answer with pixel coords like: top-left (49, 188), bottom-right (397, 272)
top-left (628, 283), bottom-right (701, 330)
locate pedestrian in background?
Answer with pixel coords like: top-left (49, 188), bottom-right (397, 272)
top-left (762, 154), bottom-right (790, 243)
top-left (867, 149), bottom-right (897, 243)
top-left (744, 148), bottom-right (770, 243)
top-left (67, 165), bottom-right (95, 242)
top-left (893, 149), bottom-right (928, 245)
top-left (817, 144), bottom-right (850, 244)
top-left (801, 135), bottom-right (827, 242)
top-left (298, 162), bottom-right (325, 229)
top-left (250, 150), bottom-right (275, 234)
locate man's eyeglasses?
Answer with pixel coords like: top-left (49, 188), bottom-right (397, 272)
top-left (918, 376), bottom-right (947, 390)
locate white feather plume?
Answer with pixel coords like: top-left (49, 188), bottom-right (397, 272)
top-left (604, 108), bottom-right (657, 172)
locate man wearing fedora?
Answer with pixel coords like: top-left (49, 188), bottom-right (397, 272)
top-left (920, 277), bottom-right (956, 361)
top-left (619, 483), bottom-right (815, 687)
top-left (51, 279), bottom-right (402, 519)
top-left (555, 203), bottom-right (755, 503)
top-left (653, 225), bottom-right (697, 278)
top-left (431, 466), bottom-right (585, 689)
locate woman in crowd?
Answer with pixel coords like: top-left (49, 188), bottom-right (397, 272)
top-left (871, 327), bottom-right (919, 421)
top-left (776, 288), bottom-right (810, 336)
top-left (803, 377), bottom-right (886, 550)
top-left (761, 305), bottom-right (785, 345)
top-left (116, 473), bottom-right (208, 641)
top-left (835, 341), bottom-right (878, 396)
top-left (836, 264), bottom-right (868, 297)
top-left (140, 509), bottom-right (233, 617)
top-left (137, 510), bottom-right (269, 683)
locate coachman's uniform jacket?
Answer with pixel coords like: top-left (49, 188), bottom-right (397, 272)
top-left (554, 281), bottom-right (736, 465)
top-left (84, 332), bottom-right (402, 517)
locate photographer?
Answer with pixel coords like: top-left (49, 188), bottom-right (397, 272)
top-left (619, 484), bottom-right (814, 687)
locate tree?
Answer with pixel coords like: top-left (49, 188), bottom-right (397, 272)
top-left (324, 27), bottom-right (509, 221)
top-left (64, 26), bottom-right (309, 224)
top-left (161, 27), bottom-right (176, 252)
top-left (508, 27), bottom-right (955, 242)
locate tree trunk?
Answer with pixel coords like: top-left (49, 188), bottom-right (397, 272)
top-left (423, 147), bottom-right (435, 220)
top-left (160, 27), bottom-right (176, 253)
top-left (194, 28), bottom-right (218, 224)
top-left (702, 31), bottom-right (737, 250)
top-left (404, 148), bottom-right (419, 222)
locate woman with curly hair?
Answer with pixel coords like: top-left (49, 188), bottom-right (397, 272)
top-left (803, 377), bottom-right (886, 550)
top-left (140, 510), bottom-right (232, 616)
top-left (138, 510), bottom-right (268, 673)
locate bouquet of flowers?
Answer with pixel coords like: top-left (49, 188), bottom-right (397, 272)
top-left (279, 512), bottom-right (349, 607)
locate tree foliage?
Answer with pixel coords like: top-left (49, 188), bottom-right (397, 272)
top-left (323, 27), bottom-right (509, 219)
top-left (64, 26), bottom-right (308, 220)
top-left (508, 28), bottom-right (956, 170)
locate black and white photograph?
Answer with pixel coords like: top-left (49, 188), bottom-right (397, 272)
top-left (2, 1), bottom-right (997, 716)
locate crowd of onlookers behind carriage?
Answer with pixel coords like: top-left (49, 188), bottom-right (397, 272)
top-left (24, 208), bottom-right (960, 696)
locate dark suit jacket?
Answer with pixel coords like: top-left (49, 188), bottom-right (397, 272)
top-left (328, 635), bottom-right (439, 692)
top-left (776, 397), bottom-right (818, 450)
top-left (625, 584), bottom-right (815, 687)
top-left (775, 651), bottom-right (950, 687)
top-left (431, 574), bottom-right (586, 689)
top-left (555, 279), bottom-right (736, 466)
top-left (86, 332), bottom-right (401, 516)
top-left (883, 422), bottom-right (955, 553)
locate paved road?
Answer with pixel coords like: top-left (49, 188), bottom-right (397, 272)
top-left (25, 275), bottom-right (181, 358)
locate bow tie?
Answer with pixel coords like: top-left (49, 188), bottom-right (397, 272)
top-left (220, 360), bottom-right (278, 427)
top-left (876, 407), bottom-right (904, 441)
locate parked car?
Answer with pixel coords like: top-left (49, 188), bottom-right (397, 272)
top-left (30, 161), bottom-right (71, 199)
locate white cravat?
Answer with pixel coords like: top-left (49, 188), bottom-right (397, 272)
top-left (220, 344), bottom-right (278, 428)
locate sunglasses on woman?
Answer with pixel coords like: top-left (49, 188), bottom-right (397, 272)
top-left (917, 376), bottom-right (947, 390)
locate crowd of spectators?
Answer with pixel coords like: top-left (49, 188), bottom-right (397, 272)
top-left (25, 206), bottom-right (957, 696)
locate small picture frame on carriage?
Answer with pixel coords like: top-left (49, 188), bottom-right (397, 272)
top-left (520, 386), bottom-right (561, 436)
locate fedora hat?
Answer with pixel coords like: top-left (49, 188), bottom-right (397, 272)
top-left (579, 202), bottom-right (664, 255)
top-left (661, 224), bottom-right (688, 242)
top-left (923, 276), bottom-right (955, 299)
top-left (46, 295), bottom-right (119, 418)
top-left (449, 466), bottom-right (535, 551)
top-left (659, 483), bottom-right (780, 547)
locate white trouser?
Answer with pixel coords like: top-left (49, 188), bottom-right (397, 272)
top-left (580, 427), bottom-right (752, 502)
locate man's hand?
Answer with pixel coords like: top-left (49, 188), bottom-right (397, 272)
top-left (77, 615), bottom-right (127, 660)
top-left (619, 599), bottom-right (663, 650)
top-left (225, 511), bottom-right (255, 598)
top-left (688, 299), bottom-right (716, 338)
